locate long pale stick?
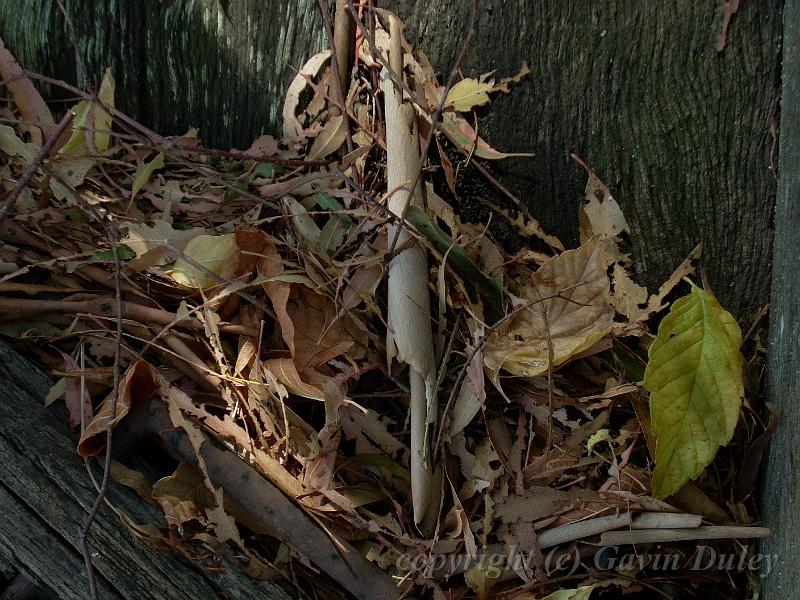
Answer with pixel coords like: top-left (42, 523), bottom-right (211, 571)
top-left (382, 14), bottom-right (440, 533)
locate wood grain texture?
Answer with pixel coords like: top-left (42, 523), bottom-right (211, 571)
top-left (392, 0), bottom-right (781, 320)
top-left (0, 342), bottom-right (292, 600)
top-left (760, 0), bottom-right (800, 596)
top-left (0, 0), bottom-right (326, 149)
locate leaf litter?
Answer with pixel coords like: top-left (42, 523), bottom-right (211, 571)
top-left (0, 10), bottom-right (774, 600)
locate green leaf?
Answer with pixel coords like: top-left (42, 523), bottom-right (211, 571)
top-left (315, 192), bottom-right (354, 225)
top-left (538, 585), bottom-right (597, 600)
top-left (59, 68), bottom-right (115, 156)
top-left (644, 280), bottom-right (744, 499)
top-left (404, 205), bottom-right (502, 308)
top-left (130, 152), bottom-right (165, 200)
top-left (90, 244), bottom-right (136, 262)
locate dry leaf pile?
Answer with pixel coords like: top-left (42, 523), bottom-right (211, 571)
top-left (0, 11), bottom-right (773, 600)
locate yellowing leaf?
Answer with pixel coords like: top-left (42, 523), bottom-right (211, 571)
top-left (444, 62), bottom-right (530, 112)
top-left (131, 152), bottom-right (165, 200)
top-left (0, 124), bottom-right (38, 161)
top-left (645, 281), bottom-right (744, 499)
top-left (60, 68), bottom-right (115, 156)
top-left (445, 78), bottom-right (494, 112)
top-left (124, 220), bottom-right (203, 257)
top-left (170, 233), bottom-right (238, 288)
top-left (484, 237), bottom-right (613, 380)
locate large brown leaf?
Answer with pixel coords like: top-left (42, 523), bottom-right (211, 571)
top-left (484, 238), bottom-right (613, 381)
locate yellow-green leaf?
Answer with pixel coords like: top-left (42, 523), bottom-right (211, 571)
top-left (131, 152), bottom-right (165, 200)
top-left (170, 233), bottom-right (238, 288)
top-left (444, 62), bottom-right (530, 113)
top-left (645, 281), bottom-right (744, 499)
top-left (60, 68), bottom-right (115, 156)
top-left (445, 78), bottom-right (494, 112)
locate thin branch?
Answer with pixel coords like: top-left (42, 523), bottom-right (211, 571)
top-left (0, 109), bottom-right (74, 222)
top-left (77, 217), bottom-right (123, 600)
top-left (317, 0), bottom-right (354, 154)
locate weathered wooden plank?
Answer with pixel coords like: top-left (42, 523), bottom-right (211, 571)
top-left (0, 342), bottom-right (292, 600)
top-left (761, 0), bottom-right (800, 596)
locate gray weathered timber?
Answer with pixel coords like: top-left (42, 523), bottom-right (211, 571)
top-left (0, 1), bottom-right (780, 318)
top-left (760, 0), bottom-right (800, 596)
top-left (0, 341), bottom-right (292, 600)
top-left (392, 0), bottom-right (781, 321)
top-left (0, 0), bottom-right (326, 149)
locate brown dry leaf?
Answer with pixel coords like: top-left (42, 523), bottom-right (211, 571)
top-left (283, 50), bottom-right (331, 141)
top-left (77, 359), bottom-right (158, 456)
top-left (495, 486), bottom-right (572, 524)
top-left (162, 382), bottom-right (245, 547)
top-left (167, 381), bottom-right (306, 499)
top-left (54, 349), bottom-right (93, 430)
top-left (109, 460), bottom-right (154, 501)
top-left (496, 205), bottom-right (564, 252)
top-left (307, 114), bottom-right (347, 160)
top-left (611, 262), bottom-right (648, 320)
top-left (263, 357), bottom-right (326, 401)
top-left (152, 460), bottom-right (215, 530)
top-left (620, 242), bottom-right (703, 331)
top-left (245, 134), bottom-right (280, 157)
top-left (484, 237), bottom-right (613, 381)
top-left (577, 162), bottom-right (630, 243)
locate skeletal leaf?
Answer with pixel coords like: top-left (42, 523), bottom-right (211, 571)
top-left (645, 280), bottom-right (744, 499)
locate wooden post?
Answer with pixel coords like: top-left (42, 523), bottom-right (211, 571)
top-left (761, 0), bottom-right (800, 595)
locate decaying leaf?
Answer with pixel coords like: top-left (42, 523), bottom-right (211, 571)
top-left (645, 280), bottom-right (744, 499)
top-left (444, 62), bottom-right (530, 112)
top-left (0, 11), bottom-right (762, 599)
top-left (485, 237), bottom-right (614, 381)
top-left (131, 152), bottom-right (165, 200)
top-left (78, 359), bottom-right (158, 456)
top-left (442, 113), bottom-right (534, 160)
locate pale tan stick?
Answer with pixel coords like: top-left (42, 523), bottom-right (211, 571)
top-left (600, 526), bottom-right (771, 546)
top-left (382, 15), bottom-right (439, 534)
top-left (538, 513), bottom-right (632, 549)
top-left (631, 512), bottom-right (703, 530)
